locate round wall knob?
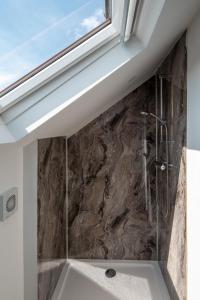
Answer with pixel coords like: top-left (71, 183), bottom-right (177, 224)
top-left (160, 164), bottom-right (166, 171)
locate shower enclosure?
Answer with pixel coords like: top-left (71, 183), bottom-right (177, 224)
top-left (37, 35), bottom-right (186, 300)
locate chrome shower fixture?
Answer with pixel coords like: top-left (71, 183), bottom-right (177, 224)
top-left (155, 160), bottom-right (166, 171)
top-left (140, 111), bottom-right (149, 116)
top-left (140, 111), bottom-right (166, 125)
top-left (140, 110), bottom-right (169, 219)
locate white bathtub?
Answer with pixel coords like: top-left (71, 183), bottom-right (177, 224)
top-left (52, 260), bottom-right (170, 300)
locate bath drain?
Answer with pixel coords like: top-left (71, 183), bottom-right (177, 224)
top-left (105, 268), bottom-right (116, 278)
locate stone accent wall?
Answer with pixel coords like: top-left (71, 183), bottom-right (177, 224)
top-left (37, 137), bottom-right (66, 300)
top-left (158, 34), bottom-right (187, 300)
top-left (68, 78), bottom-right (157, 260)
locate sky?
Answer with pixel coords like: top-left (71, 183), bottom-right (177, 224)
top-left (0, 0), bottom-right (106, 91)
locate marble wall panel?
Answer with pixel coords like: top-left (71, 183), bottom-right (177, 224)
top-left (38, 137), bottom-right (67, 259)
top-left (38, 137), bottom-right (67, 300)
top-left (157, 34), bottom-right (187, 300)
top-left (68, 78), bottom-right (157, 260)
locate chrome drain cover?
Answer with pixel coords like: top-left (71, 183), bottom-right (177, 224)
top-left (105, 268), bottom-right (116, 278)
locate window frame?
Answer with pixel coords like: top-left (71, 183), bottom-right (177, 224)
top-left (0, 0), bottom-right (125, 111)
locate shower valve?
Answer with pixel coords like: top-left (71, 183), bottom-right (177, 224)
top-left (155, 160), bottom-right (166, 171)
top-left (155, 160), bottom-right (176, 171)
top-left (160, 164), bottom-right (166, 171)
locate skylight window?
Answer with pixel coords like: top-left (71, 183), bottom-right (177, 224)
top-left (0, 0), bottom-right (111, 97)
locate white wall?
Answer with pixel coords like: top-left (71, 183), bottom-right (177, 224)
top-left (187, 11), bottom-right (200, 300)
top-left (0, 143), bottom-right (24, 300)
top-left (23, 142), bottom-right (37, 300)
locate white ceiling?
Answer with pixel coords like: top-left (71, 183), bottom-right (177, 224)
top-left (1, 0), bottom-right (200, 145)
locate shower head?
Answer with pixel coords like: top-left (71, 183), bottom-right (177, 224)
top-left (140, 111), bottom-right (166, 125)
top-left (140, 111), bottom-right (149, 116)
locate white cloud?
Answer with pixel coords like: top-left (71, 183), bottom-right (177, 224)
top-left (81, 16), bottom-right (100, 31)
top-left (81, 9), bottom-right (104, 32)
top-left (0, 52), bottom-right (36, 90)
top-left (0, 73), bottom-right (17, 90)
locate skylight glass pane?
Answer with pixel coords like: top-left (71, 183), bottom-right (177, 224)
top-left (0, 0), bottom-right (109, 94)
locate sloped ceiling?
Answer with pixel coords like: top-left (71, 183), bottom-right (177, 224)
top-left (1, 0), bottom-right (200, 145)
